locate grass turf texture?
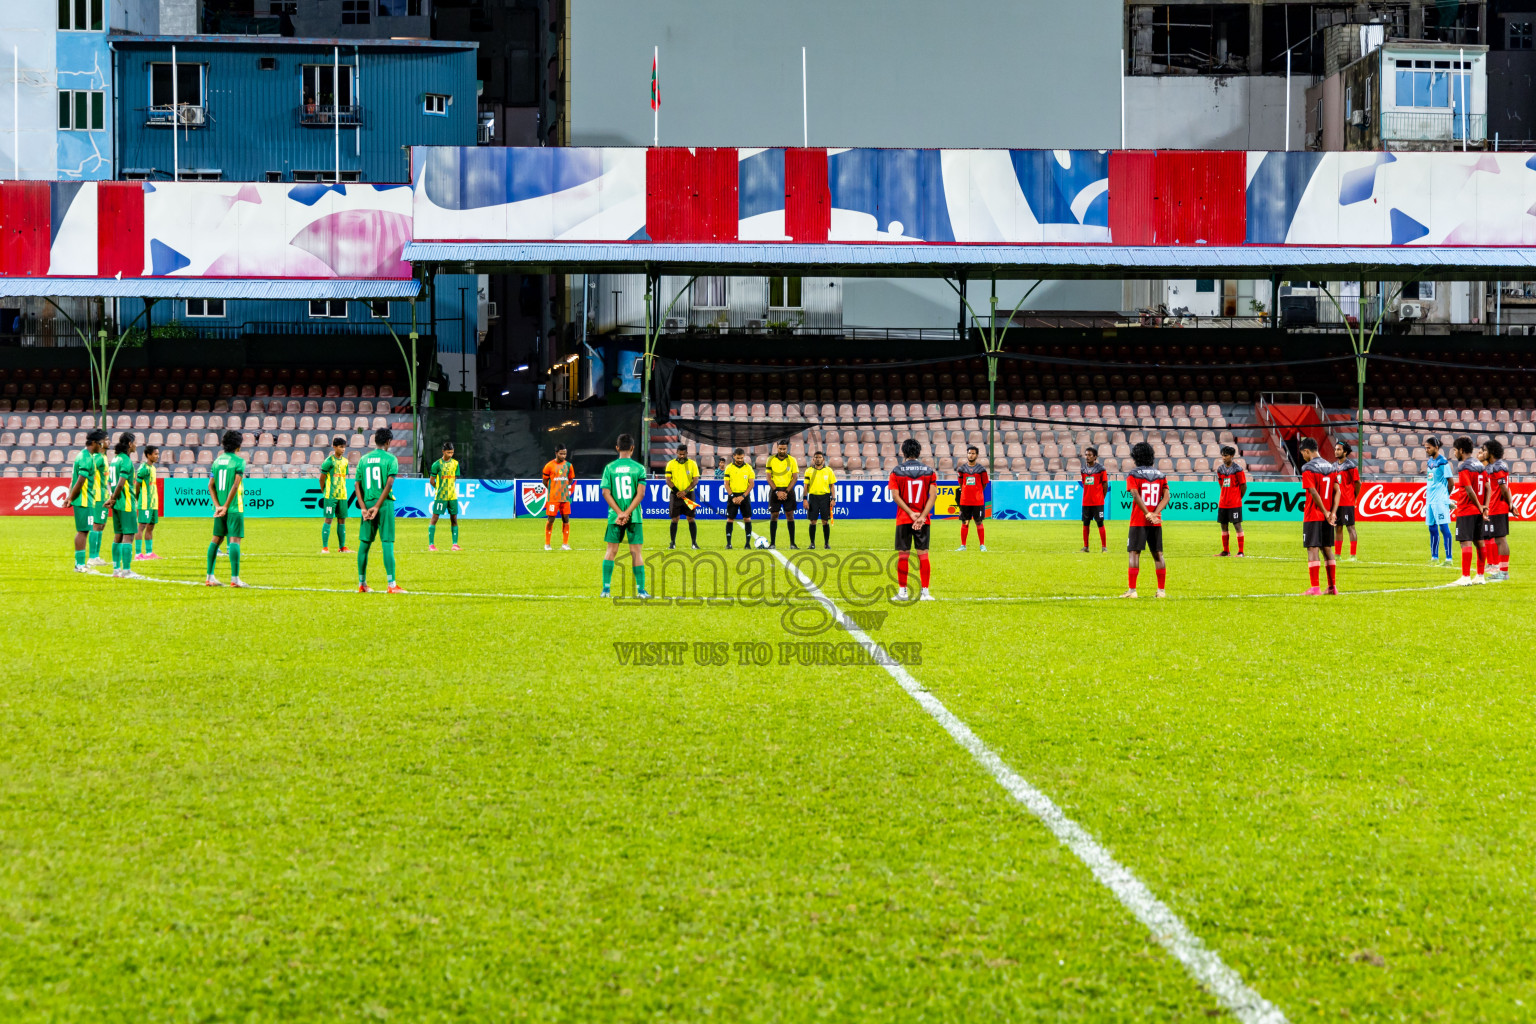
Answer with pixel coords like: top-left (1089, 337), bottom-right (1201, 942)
top-left (1, 515), bottom-right (1532, 1021)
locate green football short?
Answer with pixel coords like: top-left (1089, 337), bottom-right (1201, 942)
top-left (322, 497), bottom-right (349, 518)
top-left (359, 501), bottom-right (396, 544)
top-left (432, 499), bottom-right (460, 516)
top-left (73, 505), bottom-right (95, 531)
top-left (112, 508), bottom-right (137, 535)
top-left (137, 508), bottom-right (159, 526)
top-left (212, 512), bottom-right (245, 539)
top-left (604, 519), bottom-right (644, 545)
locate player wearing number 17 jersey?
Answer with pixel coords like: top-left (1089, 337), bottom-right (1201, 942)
top-left (890, 438), bottom-right (937, 601)
top-left (1299, 437), bottom-right (1338, 595)
top-left (1122, 442), bottom-right (1169, 598)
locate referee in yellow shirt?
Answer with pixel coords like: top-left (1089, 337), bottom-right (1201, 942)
top-left (722, 447), bottom-right (756, 550)
top-left (765, 440), bottom-right (800, 549)
top-left (802, 450), bottom-right (837, 549)
top-left (665, 442), bottom-right (701, 549)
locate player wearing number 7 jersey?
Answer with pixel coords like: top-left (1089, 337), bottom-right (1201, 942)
top-left (1449, 435), bottom-right (1489, 586)
top-left (600, 433), bottom-right (649, 598)
top-left (1299, 437), bottom-right (1339, 595)
top-left (889, 438), bottom-right (937, 601)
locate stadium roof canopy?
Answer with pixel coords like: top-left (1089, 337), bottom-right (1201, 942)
top-left (0, 279), bottom-right (421, 299)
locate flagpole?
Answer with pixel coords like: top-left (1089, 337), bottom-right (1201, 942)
top-left (653, 45), bottom-right (658, 146)
top-left (801, 46), bottom-right (807, 146)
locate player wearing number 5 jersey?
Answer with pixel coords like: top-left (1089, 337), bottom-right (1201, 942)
top-left (1299, 437), bottom-right (1338, 595)
top-left (1122, 442), bottom-right (1169, 598)
top-left (206, 430), bottom-right (248, 588)
top-left (890, 438), bottom-right (937, 601)
top-left (355, 428), bottom-right (405, 593)
top-left (600, 433), bottom-right (649, 598)
top-left (1449, 435), bottom-right (1489, 586)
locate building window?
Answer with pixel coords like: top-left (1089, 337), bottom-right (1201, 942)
top-left (1509, 20), bottom-right (1534, 49)
top-left (1195, 279), bottom-right (1216, 293)
top-left (424, 93), bottom-right (449, 115)
top-left (309, 300), bottom-right (348, 318)
top-left (368, 301), bottom-right (391, 318)
top-left (1393, 59), bottom-right (1471, 109)
top-left (185, 299), bottom-right (226, 318)
top-left (768, 276), bottom-right (802, 309)
top-left (692, 277), bottom-right (727, 310)
top-left (292, 170), bottom-right (362, 182)
top-left (178, 170), bottom-right (223, 181)
top-left (301, 64), bottom-right (356, 123)
top-left (265, 171), bottom-right (283, 182)
top-left (269, 1), bottom-right (297, 12)
top-left (148, 62), bottom-right (206, 125)
top-left (58, 0), bottom-right (104, 30)
top-left (57, 90), bottom-right (105, 131)
top-left (341, 0), bottom-right (370, 24)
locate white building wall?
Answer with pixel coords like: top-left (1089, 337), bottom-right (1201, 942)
top-left (0, 9), bottom-right (59, 180)
top-left (1123, 75), bottom-right (1310, 150)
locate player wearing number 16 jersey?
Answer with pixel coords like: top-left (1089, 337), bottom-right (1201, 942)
top-left (1449, 435), bottom-right (1489, 586)
top-left (890, 438), bottom-right (937, 601)
top-left (600, 433), bottom-right (649, 598)
top-left (1299, 437), bottom-right (1338, 595)
top-left (1122, 442), bottom-right (1169, 598)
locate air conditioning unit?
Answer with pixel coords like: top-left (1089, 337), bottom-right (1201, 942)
top-left (177, 105), bottom-right (207, 126)
top-left (1349, 109), bottom-right (1367, 127)
top-left (485, 301), bottom-right (498, 320)
top-left (1398, 302), bottom-right (1423, 320)
top-left (663, 316), bottom-right (686, 331)
top-left (1304, 130), bottom-right (1322, 150)
top-left (745, 318), bottom-right (766, 330)
top-left (1507, 324), bottom-right (1531, 336)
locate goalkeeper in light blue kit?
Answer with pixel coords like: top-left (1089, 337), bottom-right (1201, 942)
top-left (1423, 436), bottom-right (1454, 566)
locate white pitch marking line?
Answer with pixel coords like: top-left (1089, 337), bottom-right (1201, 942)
top-left (949, 581), bottom-right (1454, 603)
top-left (765, 546), bottom-right (1289, 1024)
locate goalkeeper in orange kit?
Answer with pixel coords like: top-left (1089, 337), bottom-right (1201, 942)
top-left (543, 445), bottom-right (576, 550)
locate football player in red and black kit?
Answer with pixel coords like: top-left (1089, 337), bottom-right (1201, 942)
top-left (955, 445), bottom-right (989, 552)
top-left (1215, 445), bottom-right (1246, 557)
top-left (889, 438), bottom-right (937, 601)
top-left (1332, 440), bottom-right (1361, 561)
top-left (1299, 436), bottom-right (1339, 595)
top-left (1121, 441), bottom-right (1169, 598)
top-left (1449, 435), bottom-right (1490, 586)
top-left (1480, 438), bottom-right (1511, 580)
top-left (1080, 446), bottom-right (1108, 553)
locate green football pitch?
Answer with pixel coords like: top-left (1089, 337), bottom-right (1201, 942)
top-left (2, 514), bottom-right (1532, 1021)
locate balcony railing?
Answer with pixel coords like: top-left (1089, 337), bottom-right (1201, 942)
top-left (146, 104), bottom-right (208, 127)
top-left (1380, 110), bottom-right (1486, 144)
top-left (299, 104), bottom-right (362, 127)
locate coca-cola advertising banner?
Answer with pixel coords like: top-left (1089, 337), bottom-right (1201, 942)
top-left (0, 477), bottom-right (165, 516)
top-left (1356, 481), bottom-right (1536, 522)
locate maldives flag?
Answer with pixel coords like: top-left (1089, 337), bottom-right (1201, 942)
top-left (650, 50), bottom-right (659, 111)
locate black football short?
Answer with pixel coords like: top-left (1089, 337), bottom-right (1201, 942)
top-left (768, 487), bottom-right (794, 515)
top-left (1217, 507), bottom-right (1242, 527)
top-left (895, 521), bottom-right (930, 552)
top-left (726, 494), bottom-right (753, 519)
top-left (1488, 512), bottom-right (1509, 539)
top-left (1081, 504), bottom-right (1104, 525)
top-left (1455, 514), bottom-right (1485, 544)
top-left (806, 494), bottom-right (832, 522)
top-left (669, 491), bottom-right (697, 517)
top-left (957, 503), bottom-right (985, 523)
top-left (1127, 525), bottom-right (1162, 554)
top-left (1336, 505), bottom-right (1355, 527)
top-left (1303, 521), bottom-right (1335, 550)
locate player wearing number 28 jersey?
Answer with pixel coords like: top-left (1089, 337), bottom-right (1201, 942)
top-left (1298, 437), bottom-right (1338, 595)
top-left (1122, 442), bottom-right (1169, 598)
top-left (889, 438), bottom-right (937, 601)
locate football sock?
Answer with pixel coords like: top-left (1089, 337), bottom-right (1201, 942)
top-left (1236, 533), bottom-right (1244, 554)
top-left (787, 521), bottom-right (796, 545)
top-left (74, 549), bottom-right (85, 568)
top-left (1155, 567), bottom-right (1166, 590)
top-left (896, 552), bottom-right (910, 588)
top-left (726, 521), bottom-right (734, 544)
top-left (323, 521), bottom-right (332, 547)
top-left (1325, 562), bottom-right (1336, 587)
top-left (1349, 538), bottom-right (1357, 556)
top-left (1080, 522), bottom-right (1087, 547)
top-left (1334, 537), bottom-right (1342, 556)
top-left (133, 536), bottom-right (142, 555)
top-left (1429, 525), bottom-right (1440, 559)
top-left (1461, 548), bottom-right (1472, 576)
top-left (688, 520), bottom-right (697, 544)
top-left (1308, 561), bottom-right (1320, 587)
top-left (336, 522), bottom-right (345, 548)
top-left (1127, 566), bottom-right (1139, 590)
top-left (111, 543), bottom-right (121, 570)
top-left (602, 558), bottom-right (615, 590)
top-left (357, 541), bottom-right (370, 583)
top-left (544, 520), bottom-right (552, 545)
top-left (562, 521), bottom-right (570, 544)
top-left (918, 553), bottom-right (931, 588)
top-left (1475, 546), bottom-right (1486, 575)
top-left (89, 530), bottom-right (101, 559)
top-left (670, 520), bottom-right (679, 544)
top-left (822, 523), bottom-right (830, 545)
top-left (633, 564), bottom-right (646, 592)
top-left (770, 519), bottom-right (778, 546)
top-left (382, 543), bottom-right (396, 584)
top-left (118, 542), bottom-right (130, 570)
top-left (146, 538), bottom-right (153, 555)
top-left (1222, 532), bottom-right (1230, 553)
top-left (744, 522), bottom-right (753, 540)
top-left (228, 542), bottom-right (241, 578)
top-left (206, 542), bottom-right (219, 576)
top-left (977, 523), bottom-right (985, 545)
top-left (429, 521), bottom-right (437, 545)
top-left (964, 524), bottom-right (972, 546)
top-left (1439, 525), bottom-right (1452, 556)
top-left (1098, 524), bottom-right (1106, 547)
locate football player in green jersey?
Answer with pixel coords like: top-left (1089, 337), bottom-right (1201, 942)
top-left (427, 440), bottom-right (461, 551)
top-left (318, 436), bottom-right (352, 554)
top-left (355, 427), bottom-right (405, 593)
top-left (133, 445), bottom-right (162, 561)
top-left (599, 433), bottom-right (649, 599)
top-left (66, 429), bottom-right (109, 573)
top-left (104, 432), bottom-right (144, 579)
top-left (206, 430), bottom-right (249, 588)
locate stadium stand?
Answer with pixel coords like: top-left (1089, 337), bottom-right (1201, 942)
top-left (0, 366), bottom-right (414, 479)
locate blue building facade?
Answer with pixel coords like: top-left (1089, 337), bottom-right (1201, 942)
top-left (111, 36), bottom-right (477, 183)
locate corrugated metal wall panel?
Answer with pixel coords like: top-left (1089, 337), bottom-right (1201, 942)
top-left (0, 183), bottom-right (53, 277)
top-left (1107, 151), bottom-right (1155, 245)
top-left (98, 182), bottom-right (146, 278)
top-left (785, 148), bottom-right (830, 242)
top-left (1154, 151), bottom-right (1246, 246)
top-left (646, 148), bottom-right (739, 243)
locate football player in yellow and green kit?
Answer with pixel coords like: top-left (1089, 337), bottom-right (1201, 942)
top-left (206, 430), bottom-right (249, 588)
top-left (318, 436), bottom-right (351, 554)
top-left (66, 428), bottom-right (109, 573)
top-left (599, 433), bottom-right (650, 598)
top-left (133, 444), bottom-right (162, 561)
top-left (428, 440), bottom-right (461, 551)
top-left (355, 427), bottom-right (405, 593)
top-left (103, 432), bottom-right (144, 579)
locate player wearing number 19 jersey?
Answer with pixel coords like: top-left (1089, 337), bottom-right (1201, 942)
top-left (1450, 435), bottom-right (1489, 585)
top-left (355, 428), bottom-right (404, 593)
top-left (890, 438), bottom-right (937, 601)
top-left (1122, 442), bottom-right (1169, 598)
top-left (1298, 437), bottom-right (1338, 595)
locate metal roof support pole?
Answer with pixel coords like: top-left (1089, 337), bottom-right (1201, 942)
top-left (639, 271), bottom-right (697, 474)
top-left (1322, 277), bottom-right (1406, 488)
top-left (383, 306), bottom-right (420, 474)
top-left (45, 295), bottom-right (148, 422)
top-left (946, 275), bottom-right (1041, 478)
